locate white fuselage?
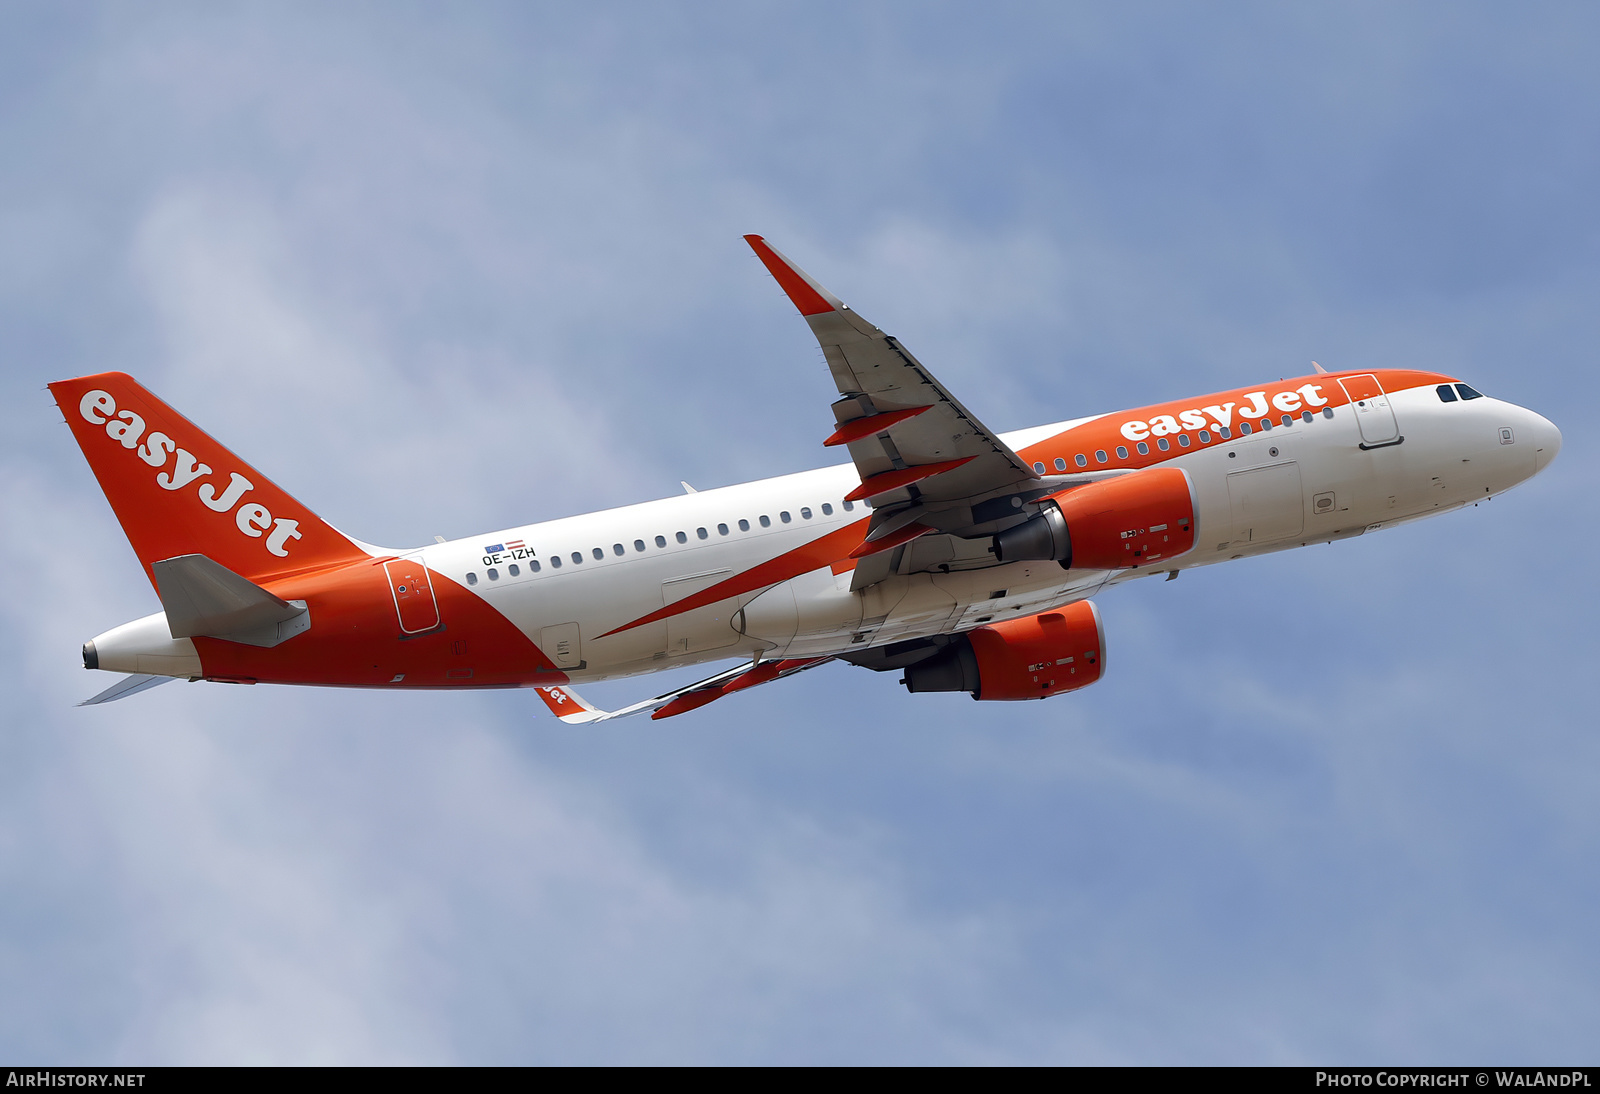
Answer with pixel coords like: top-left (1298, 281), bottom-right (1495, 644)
top-left (412, 385), bottom-right (1557, 684)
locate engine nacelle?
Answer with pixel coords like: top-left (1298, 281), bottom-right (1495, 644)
top-left (902, 601), bottom-right (1106, 700)
top-left (992, 467), bottom-right (1196, 569)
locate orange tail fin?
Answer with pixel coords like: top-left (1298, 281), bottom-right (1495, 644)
top-left (49, 372), bottom-right (370, 587)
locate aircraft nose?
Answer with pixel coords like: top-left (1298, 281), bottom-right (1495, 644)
top-left (1528, 410), bottom-right (1562, 474)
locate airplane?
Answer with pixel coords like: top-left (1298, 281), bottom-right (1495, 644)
top-left (54, 235), bottom-right (1562, 720)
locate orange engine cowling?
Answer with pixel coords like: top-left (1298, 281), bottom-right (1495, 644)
top-left (992, 466), bottom-right (1196, 569)
top-left (902, 601), bottom-right (1106, 701)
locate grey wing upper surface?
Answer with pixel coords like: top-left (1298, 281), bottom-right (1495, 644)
top-left (744, 235), bottom-right (1054, 587)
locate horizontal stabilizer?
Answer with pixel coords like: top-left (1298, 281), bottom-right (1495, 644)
top-left (152, 553), bottom-right (309, 648)
top-left (78, 673), bottom-right (174, 707)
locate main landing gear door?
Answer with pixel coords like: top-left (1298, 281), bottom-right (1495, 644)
top-left (384, 557), bottom-right (442, 634)
top-left (1337, 374), bottom-right (1401, 449)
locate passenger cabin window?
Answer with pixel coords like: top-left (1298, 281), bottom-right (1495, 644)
top-left (1075, 453), bottom-right (1088, 467)
top-left (634, 539), bottom-right (645, 552)
top-left (466, 572), bottom-right (478, 585)
top-left (1178, 434), bottom-right (1191, 447)
top-left (843, 500), bottom-right (854, 511)
top-left (718, 523), bottom-right (729, 535)
top-left (613, 543), bottom-right (625, 556)
top-left (1116, 445), bottom-right (1128, 459)
top-left (821, 504), bottom-right (833, 515)
top-left (759, 515), bottom-right (771, 527)
top-left (550, 556), bottom-right (562, 568)
top-left (1033, 462), bottom-right (1045, 473)
top-left (675, 531), bottom-right (687, 544)
top-left (592, 547), bottom-right (603, 560)
top-left (1322, 408), bottom-right (1334, 419)
top-left (1239, 423), bottom-right (1252, 435)
top-left (509, 564), bottom-right (520, 576)
top-left (1157, 438), bottom-right (1170, 451)
top-left (571, 552), bottom-right (583, 564)
top-left (1282, 414), bottom-right (1294, 427)
top-left (801, 508), bottom-right (812, 519)
top-left (1095, 449), bottom-right (1108, 463)
top-left (738, 519), bottom-right (750, 531)
top-left (1261, 419), bottom-right (1272, 430)
top-left (780, 511), bottom-right (791, 523)
top-left (1456, 383), bottom-right (1483, 400)
top-left (1217, 426), bottom-right (1231, 438)
top-left (1136, 442), bottom-right (1149, 455)
top-left (1054, 457), bottom-right (1067, 471)
top-left (1198, 430), bottom-right (1211, 443)
top-left (655, 535), bottom-right (667, 548)
top-left (487, 567), bottom-right (499, 580)
top-left (696, 527), bottom-right (708, 540)
top-left (530, 560), bottom-right (541, 572)
top-left (1302, 410), bottom-right (1314, 422)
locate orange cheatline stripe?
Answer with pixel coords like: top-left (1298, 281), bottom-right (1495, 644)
top-left (599, 516), bottom-right (872, 637)
top-left (744, 235), bottom-right (834, 317)
top-left (844, 456), bottom-right (976, 502)
top-left (823, 406), bottom-right (931, 447)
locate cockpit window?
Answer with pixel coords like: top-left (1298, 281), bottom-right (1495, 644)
top-left (1455, 383), bottom-right (1483, 400)
top-left (1436, 384), bottom-right (1458, 403)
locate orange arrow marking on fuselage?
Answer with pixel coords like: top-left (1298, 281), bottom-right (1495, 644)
top-left (600, 517), bottom-right (872, 637)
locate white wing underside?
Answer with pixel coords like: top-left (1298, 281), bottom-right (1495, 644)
top-left (536, 656), bottom-right (832, 724)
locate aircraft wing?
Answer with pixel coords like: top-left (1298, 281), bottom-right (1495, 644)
top-left (535, 656), bottom-right (831, 724)
top-left (744, 236), bottom-right (1046, 586)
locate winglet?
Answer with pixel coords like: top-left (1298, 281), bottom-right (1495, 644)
top-left (743, 235), bottom-right (842, 317)
top-left (535, 685), bottom-right (606, 725)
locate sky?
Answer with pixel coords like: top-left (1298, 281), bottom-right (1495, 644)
top-left (1, 1), bottom-right (1596, 1065)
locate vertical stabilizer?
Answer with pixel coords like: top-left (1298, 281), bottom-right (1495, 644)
top-left (49, 372), bottom-right (369, 587)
